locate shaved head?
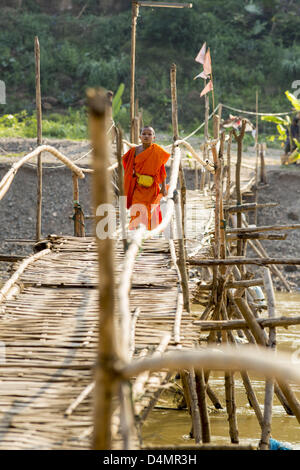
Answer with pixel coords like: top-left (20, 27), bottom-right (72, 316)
top-left (141, 126), bottom-right (155, 135)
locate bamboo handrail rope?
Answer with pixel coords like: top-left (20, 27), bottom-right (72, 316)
top-left (0, 145), bottom-right (85, 201)
top-left (0, 248), bottom-right (51, 305)
top-left (8, 122), bottom-right (117, 173)
top-left (221, 103), bottom-right (295, 117)
top-left (174, 140), bottom-right (215, 173)
top-left (120, 345), bottom-right (300, 385)
top-left (132, 334), bottom-right (171, 401)
top-left (118, 226), bottom-right (146, 361)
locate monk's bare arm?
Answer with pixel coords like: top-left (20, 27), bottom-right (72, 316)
top-left (160, 179), bottom-right (167, 197)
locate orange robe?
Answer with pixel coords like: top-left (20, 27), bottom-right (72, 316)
top-left (122, 143), bottom-right (170, 230)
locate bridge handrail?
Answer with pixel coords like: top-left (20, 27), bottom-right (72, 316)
top-left (0, 145), bottom-right (86, 202)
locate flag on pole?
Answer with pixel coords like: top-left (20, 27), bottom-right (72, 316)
top-left (195, 42), bottom-right (206, 64)
top-left (203, 49), bottom-right (212, 76)
top-left (200, 80), bottom-right (213, 97)
top-left (194, 70), bottom-right (209, 80)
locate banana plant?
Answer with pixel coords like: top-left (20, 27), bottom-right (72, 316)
top-left (112, 83), bottom-right (125, 119)
top-left (261, 91), bottom-right (300, 162)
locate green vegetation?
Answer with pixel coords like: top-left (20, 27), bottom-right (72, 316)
top-left (262, 91), bottom-right (300, 160)
top-left (0, 109), bottom-right (88, 139)
top-left (0, 0), bottom-right (299, 136)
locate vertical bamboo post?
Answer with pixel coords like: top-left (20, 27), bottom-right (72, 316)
top-left (225, 131), bottom-right (232, 202)
top-left (130, 1), bottom-right (139, 143)
top-left (259, 267), bottom-right (276, 450)
top-left (72, 172), bottom-right (80, 237)
top-left (35, 36), bottom-right (42, 242)
top-left (254, 91), bottom-right (259, 226)
top-left (116, 125), bottom-right (128, 251)
top-left (194, 160), bottom-right (198, 190)
top-left (88, 88), bottom-right (120, 450)
top-left (204, 81), bottom-right (210, 188)
top-left (233, 120), bottom-right (246, 256)
top-left (195, 369), bottom-right (211, 442)
top-left (188, 369), bottom-right (202, 444)
top-left (170, 63), bottom-right (190, 312)
top-left (260, 144), bottom-right (267, 184)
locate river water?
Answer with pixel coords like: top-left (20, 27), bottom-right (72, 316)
top-left (142, 292), bottom-right (300, 449)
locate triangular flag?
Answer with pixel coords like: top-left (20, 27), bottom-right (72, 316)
top-left (195, 42), bottom-right (206, 64)
top-left (203, 49), bottom-right (212, 76)
top-left (193, 71), bottom-right (209, 81)
top-left (200, 80), bottom-right (213, 97)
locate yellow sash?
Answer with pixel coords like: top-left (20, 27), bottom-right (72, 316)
top-left (136, 172), bottom-right (154, 187)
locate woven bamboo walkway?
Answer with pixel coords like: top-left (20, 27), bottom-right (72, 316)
top-left (0, 190), bottom-right (214, 449)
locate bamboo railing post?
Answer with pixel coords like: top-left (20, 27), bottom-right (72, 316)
top-left (204, 82), bottom-right (210, 188)
top-left (116, 125), bottom-right (128, 251)
top-left (35, 36), bottom-right (42, 242)
top-left (130, 1), bottom-right (139, 143)
top-left (225, 131), bottom-right (232, 202)
top-left (195, 369), bottom-right (211, 443)
top-left (188, 369), bottom-right (202, 444)
top-left (221, 304), bottom-right (239, 443)
top-left (72, 172), bottom-right (79, 236)
top-left (259, 267), bottom-right (276, 450)
top-left (260, 144), bottom-right (267, 184)
top-left (254, 91), bottom-right (259, 226)
top-left (170, 63), bottom-right (190, 312)
top-left (233, 120), bottom-right (247, 256)
top-left (234, 294), bottom-right (300, 421)
top-left (194, 160), bottom-right (198, 190)
top-left (87, 88), bottom-right (120, 450)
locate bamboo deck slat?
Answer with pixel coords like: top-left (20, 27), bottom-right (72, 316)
top-left (0, 187), bottom-right (215, 449)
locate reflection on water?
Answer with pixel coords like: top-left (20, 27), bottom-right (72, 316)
top-left (142, 292), bottom-right (300, 449)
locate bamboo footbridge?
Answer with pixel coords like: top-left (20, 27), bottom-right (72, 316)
top-left (1, 71), bottom-right (300, 451)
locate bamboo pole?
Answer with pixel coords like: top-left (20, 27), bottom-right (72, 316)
top-left (225, 202), bottom-right (278, 213)
top-left (226, 223), bottom-right (300, 234)
top-left (72, 172), bottom-right (85, 237)
top-left (225, 131), bottom-right (232, 202)
top-left (188, 257), bottom-right (300, 266)
top-left (197, 279), bottom-right (264, 290)
top-left (233, 295), bottom-right (300, 421)
top-left (170, 63), bottom-right (190, 312)
top-left (227, 233), bottom-right (287, 241)
top-left (204, 80), bottom-right (210, 189)
top-left (194, 160), bottom-right (198, 190)
top-left (130, 1), bottom-right (139, 143)
top-left (115, 125), bottom-right (128, 251)
top-left (187, 369), bottom-right (202, 444)
top-left (247, 238), bottom-right (291, 292)
top-left (35, 36), bottom-right (42, 242)
top-left (120, 345), bottom-right (300, 386)
top-left (259, 268), bottom-right (275, 450)
top-left (88, 88), bottom-right (120, 450)
top-left (232, 120), bottom-right (247, 256)
top-left (254, 90), bottom-right (259, 226)
top-left (174, 140), bottom-right (214, 172)
top-left (260, 144), bottom-right (267, 184)
top-left (194, 315), bottom-right (300, 330)
top-left (195, 369), bottom-right (211, 442)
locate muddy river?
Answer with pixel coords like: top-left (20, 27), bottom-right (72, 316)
top-left (142, 292), bottom-right (300, 449)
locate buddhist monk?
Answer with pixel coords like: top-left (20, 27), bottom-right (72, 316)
top-left (122, 127), bottom-right (170, 230)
